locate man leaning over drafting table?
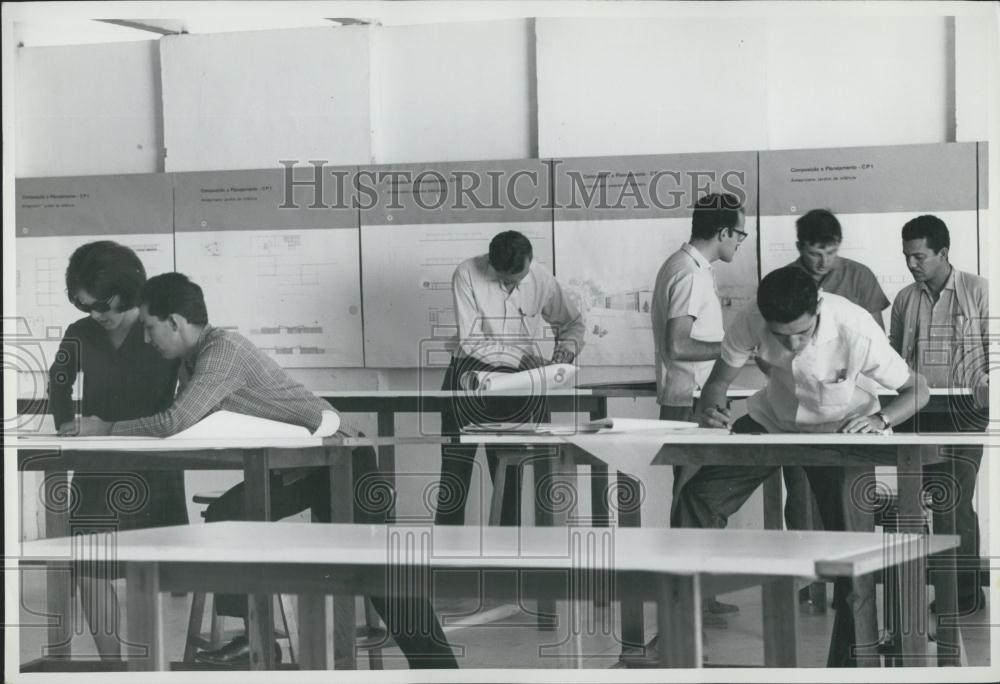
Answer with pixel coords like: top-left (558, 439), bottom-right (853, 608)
top-left (71, 272), bottom-right (458, 669)
top-left (779, 208), bottom-right (891, 606)
top-left (690, 266), bottom-right (930, 668)
top-left (437, 230), bottom-right (585, 526)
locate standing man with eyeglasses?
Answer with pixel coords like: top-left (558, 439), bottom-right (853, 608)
top-left (646, 192), bottom-right (747, 642)
top-left (436, 230), bottom-right (585, 526)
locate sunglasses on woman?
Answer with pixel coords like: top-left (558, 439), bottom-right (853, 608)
top-left (72, 294), bottom-right (117, 314)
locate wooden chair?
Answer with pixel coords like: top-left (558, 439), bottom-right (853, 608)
top-left (183, 491), bottom-right (295, 665)
top-left (184, 490), bottom-right (386, 669)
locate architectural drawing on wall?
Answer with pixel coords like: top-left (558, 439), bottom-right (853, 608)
top-left (14, 174), bottom-right (175, 383)
top-left (173, 168), bottom-right (364, 368)
top-left (759, 142), bottom-right (982, 308)
top-left (362, 160), bottom-right (555, 367)
top-left (553, 152), bottom-right (759, 366)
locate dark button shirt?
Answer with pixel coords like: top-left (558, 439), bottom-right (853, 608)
top-left (48, 316), bottom-right (179, 428)
top-left (787, 256), bottom-right (890, 327)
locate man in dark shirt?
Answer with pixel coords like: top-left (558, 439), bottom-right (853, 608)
top-left (785, 208), bottom-right (889, 327)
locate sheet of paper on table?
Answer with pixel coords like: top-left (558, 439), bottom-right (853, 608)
top-left (462, 417), bottom-right (698, 435)
top-left (168, 410), bottom-right (312, 439)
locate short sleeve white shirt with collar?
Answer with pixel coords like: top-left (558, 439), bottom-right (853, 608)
top-left (651, 243), bottom-right (725, 406)
top-left (721, 293), bottom-right (911, 433)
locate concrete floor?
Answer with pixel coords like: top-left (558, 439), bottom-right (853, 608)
top-left (17, 571), bottom-right (991, 670)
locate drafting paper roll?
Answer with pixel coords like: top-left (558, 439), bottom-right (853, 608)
top-left (168, 410), bottom-right (312, 439)
top-left (461, 364), bottom-right (577, 393)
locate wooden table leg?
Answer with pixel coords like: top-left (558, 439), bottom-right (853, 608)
top-left (489, 451), bottom-right (512, 527)
top-left (533, 447), bottom-right (560, 630)
top-left (243, 449), bottom-right (275, 669)
top-left (125, 562), bottom-right (164, 671)
top-left (43, 469), bottom-right (73, 660)
top-left (762, 576), bottom-right (798, 666)
top-left (656, 574), bottom-right (702, 668)
top-left (377, 409), bottom-right (397, 522)
top-left (925, 443), bottom-right (961, 666)
top-left (617, 472), bottom-right (645, 655)
top-left (896, 445), bottom-right (930, 667)
top-left (590, 464), bottom-right (611, 526)
top-left (589, 464), bottom-right (611, 609)
top-left (762, 466), bottom-right (783, 530)
top-left (329, 448), bottom-right (357, 669)
top-left (297, 594), bottom-right (328, 669)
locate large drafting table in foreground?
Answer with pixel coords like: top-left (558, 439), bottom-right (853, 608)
top-left (552, 152), bottom-right (759, 366)
top-left (173, 168), bottom-right (364, 367)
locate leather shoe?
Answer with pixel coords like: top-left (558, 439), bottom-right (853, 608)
top-left (195, 635), bottom-right (282, 666)
top-left (618, 635), bottom-right (709, 667)
top-left (930, 589), bottom-right (985, 615)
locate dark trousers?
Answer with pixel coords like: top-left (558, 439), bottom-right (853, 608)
top-left (673, 414), bottom-right (878, 667)
top-left (204, 448), bottom-right (457, 669)
top-left (782, 466), bottom-right (825, 532)
top-left (895, 407), bottom-right (986, 602)
top-left (436, 357), bottom-right (550, 526)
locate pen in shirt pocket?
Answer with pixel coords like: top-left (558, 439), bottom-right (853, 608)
top-left (834, 368), bottom-right (848, 383)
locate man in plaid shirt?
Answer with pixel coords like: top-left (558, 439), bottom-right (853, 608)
top-left (73, 272), bottom-right (457, 668)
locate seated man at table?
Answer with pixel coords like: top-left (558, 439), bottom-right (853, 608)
top-left (890, 214), bottom-right (989, 614)
top-left (73, 272), bottom-right (457, 669)
top-left (687, 266), bottom-right (929, 667)
top-left (438, 229), bottom-right (585, 525)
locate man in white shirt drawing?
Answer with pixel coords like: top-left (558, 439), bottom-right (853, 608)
top-left (691, 266), bottom-right (929, 667)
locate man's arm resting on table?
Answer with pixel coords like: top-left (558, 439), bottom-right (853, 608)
top-left (880, 370), bottom-right (930, 426)
top-left (839, 370), bottom-right (930, 433)
top-left (695, 359), bottom-right (742, 428)
top-left (666, 316), bottom-right (721, 362)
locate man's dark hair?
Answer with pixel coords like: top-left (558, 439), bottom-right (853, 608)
top-left (757, 267), bottom-right (819, 323)
top-left (65, 240), bottom-right (146, 310)
top-left (796, 209), bottom-right (842, 245)
top-left (488, 230), bottom-right (533, 274)
top-left (690, 192), bottom-right (744, 241)
top-left (142, 272), bottom-right (209, 325)
top-left (901, 214), bottom-right (950, 252)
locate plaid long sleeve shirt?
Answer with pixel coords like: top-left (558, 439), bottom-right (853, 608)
top-left (111, 325), bottom-right (353, 438)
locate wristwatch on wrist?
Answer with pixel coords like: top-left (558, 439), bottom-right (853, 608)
top-left (874, 412), bottom-right (892, 430)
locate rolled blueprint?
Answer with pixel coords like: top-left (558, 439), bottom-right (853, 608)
top-left (460, 363), bottom-right (577, 393)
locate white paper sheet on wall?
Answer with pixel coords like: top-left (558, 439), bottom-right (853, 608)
top-left (14, 174), bottom-right (175, 374)
top-left (173, 168), bottom-right (365, 368)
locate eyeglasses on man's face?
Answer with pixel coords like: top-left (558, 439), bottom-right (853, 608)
top-left (721, 227), bottom-right (749, 243)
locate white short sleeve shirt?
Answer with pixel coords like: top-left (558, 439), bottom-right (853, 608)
top-left (651, 244), bottom-right (725, 406)
top-left (722, 293), bottom-right (911, 433)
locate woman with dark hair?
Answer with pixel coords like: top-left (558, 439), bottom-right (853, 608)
top-left (49, 240), bottom-right (188, 659)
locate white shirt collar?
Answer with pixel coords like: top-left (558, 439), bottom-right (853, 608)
top-left (681, 242), bottom-right (713, 269)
